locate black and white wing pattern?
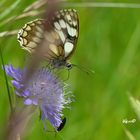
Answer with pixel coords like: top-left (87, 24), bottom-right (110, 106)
top-left (17, 19), bottom-right (45, 53)
top-left (17, 9), bottom-right (79, 68)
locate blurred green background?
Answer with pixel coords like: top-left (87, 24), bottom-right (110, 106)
top-left (1, 0), bottom-right (140, 140)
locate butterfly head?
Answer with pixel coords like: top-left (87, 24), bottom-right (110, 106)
top-left (65, 62), bottom-right (72, 70)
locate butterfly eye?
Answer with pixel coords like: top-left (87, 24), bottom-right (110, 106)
top-left (66, 63), bottom-right (72, 70)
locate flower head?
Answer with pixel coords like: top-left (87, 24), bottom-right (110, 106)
top-left (5, 64), bottom-right (72, 129)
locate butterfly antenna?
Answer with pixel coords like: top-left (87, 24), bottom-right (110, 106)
top-left (67, 70), bottom-right (70, 80)
top-left (72, 64), bottom-right (95, 76)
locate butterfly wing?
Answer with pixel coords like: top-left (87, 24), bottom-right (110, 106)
top-left (17, 9), bottom-right (79, 62)
top-left (17, 18), bottom-right (65, 62)
top-left (52, 9), bottom-right (79, 59)
top-left (17, 19), bottom-right (45, 53)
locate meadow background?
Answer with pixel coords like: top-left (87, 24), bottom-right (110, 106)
top-left (0, 0), bottom-right (140, 140)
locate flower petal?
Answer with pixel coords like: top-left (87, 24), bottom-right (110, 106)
top-left (24, 98), bottom-right (33, 105)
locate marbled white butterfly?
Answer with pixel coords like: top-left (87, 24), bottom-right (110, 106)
top-left (17, 9), bottom-right (79, 70)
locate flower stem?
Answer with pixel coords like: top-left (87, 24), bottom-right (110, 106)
top-left (0, 47), bottom-right (13, 112)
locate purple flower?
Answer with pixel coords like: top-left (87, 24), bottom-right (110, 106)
top-left (5, 64), bottom-right (72, 130)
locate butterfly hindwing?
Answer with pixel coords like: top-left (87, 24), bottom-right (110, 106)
top-left (17, 19), bottom-right (45, 53)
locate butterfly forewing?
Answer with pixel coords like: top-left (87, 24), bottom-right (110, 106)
top-left (53, 9), bottom-right (79, 59)
top-left (17, 9), bottom-right (79, 68)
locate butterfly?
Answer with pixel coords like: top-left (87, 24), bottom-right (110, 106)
top-left (17, 9), bottom-right (79, 70)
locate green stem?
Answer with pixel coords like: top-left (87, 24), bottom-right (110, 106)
top-left (0, 47), bottom-right (13, 112)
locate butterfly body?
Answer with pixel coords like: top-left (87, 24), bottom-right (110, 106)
top-left (51, 57), bottom-right (69, 69)
top-left (17, 9), bottom-right (79, 69)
